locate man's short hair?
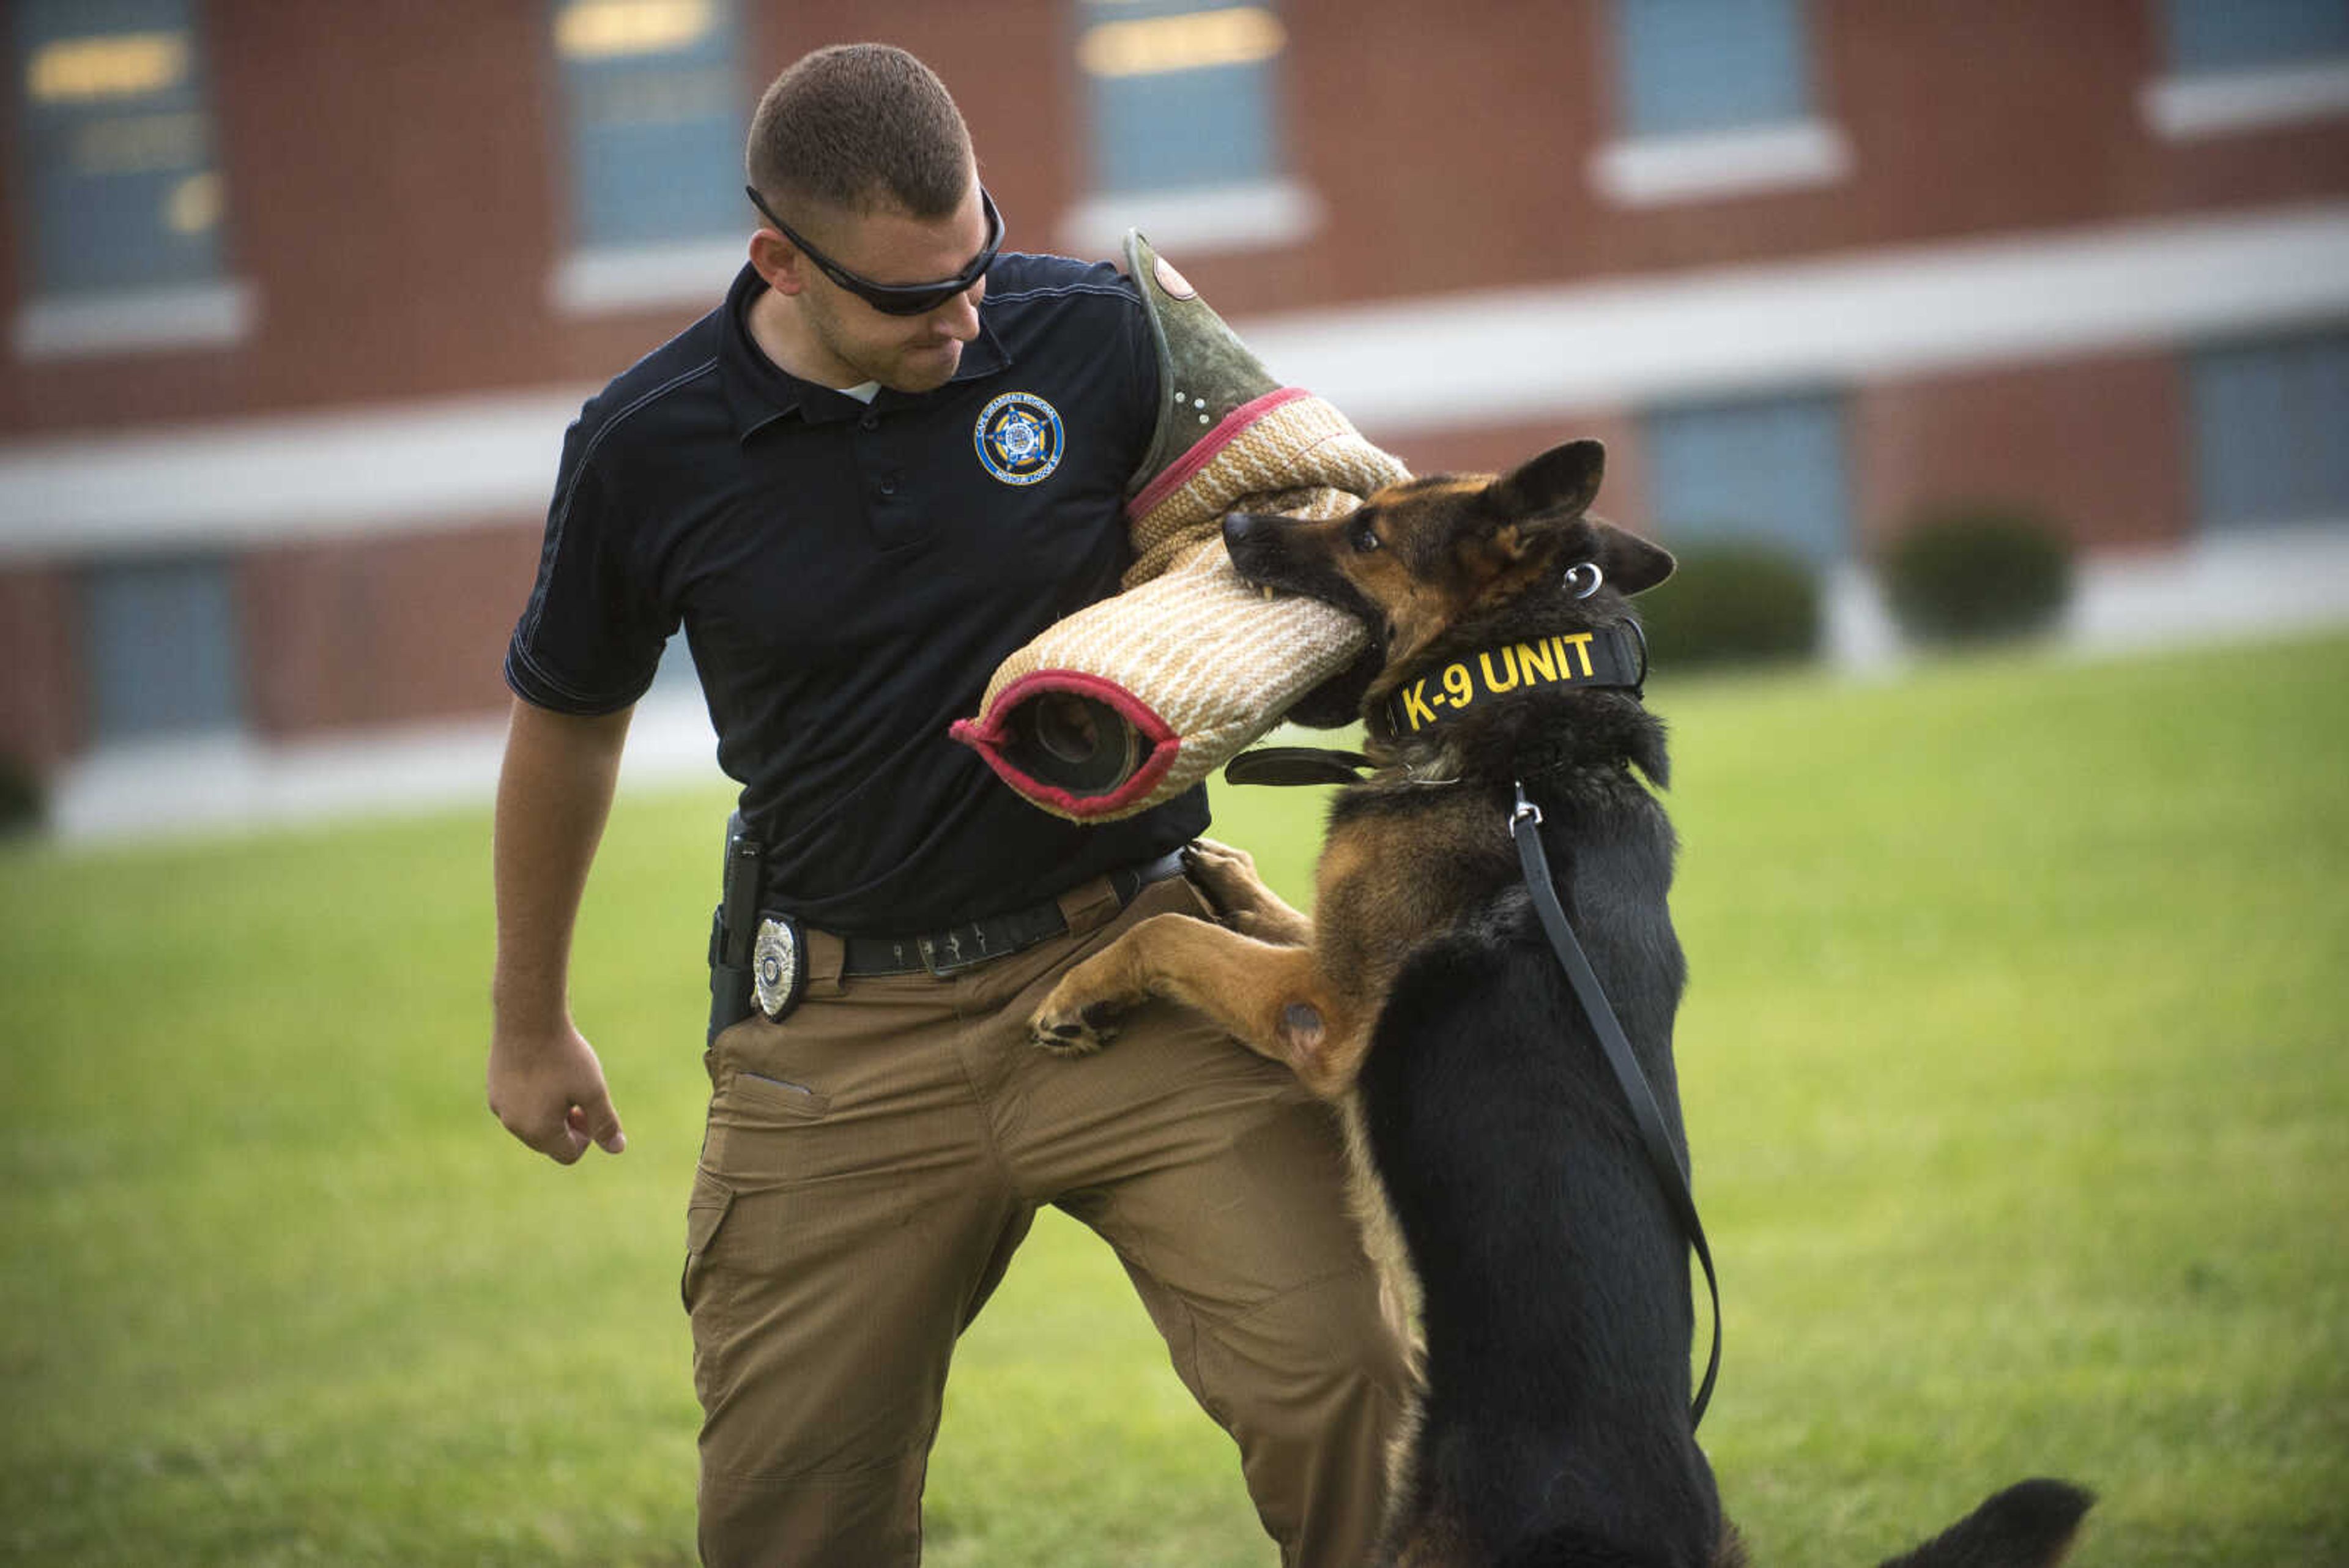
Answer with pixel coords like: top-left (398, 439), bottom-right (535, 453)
top-left (746, 43), bottom-right (973, 220)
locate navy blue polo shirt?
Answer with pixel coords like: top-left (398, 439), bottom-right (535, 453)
top-left (506, 256), bottom-right (1209, 933)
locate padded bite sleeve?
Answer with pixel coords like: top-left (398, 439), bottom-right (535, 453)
top-left (949, 233), bottom-right (1408, 822)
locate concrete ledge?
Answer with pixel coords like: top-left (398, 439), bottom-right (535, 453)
top-left (1591, 119), bottom-right (1852, 207)
top-left (12, 280), bottom-right (255, 362)
top-left (1059, 177), bottom-right (1321, 258)
top-left (0, 387), bottom-right (587, 563)
top-left (2142, 60), bottom-right (2349, 139)
top-left (551, 237), bottom-right (745, 316)
top-left (45, 696), bottom-right (722, 845)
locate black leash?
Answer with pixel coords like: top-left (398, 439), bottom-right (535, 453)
top-left (1509, 780), bottom-right (1721, 1430)
top-left (1219, 737), bottom-right (1722, 1427)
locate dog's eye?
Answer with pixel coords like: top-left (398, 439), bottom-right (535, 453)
top-left (1565, 561), bottom-right (1604, 598)
top-left (1351, 521), bottom-right (1381, 554)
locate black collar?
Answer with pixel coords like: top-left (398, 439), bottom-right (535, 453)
top-left (717, 263), bottom-right (1012, 439)
top-left (1368, 622), bottom-right (1647, 745)
top-left (1225, 622), bottom-right (1652, 792)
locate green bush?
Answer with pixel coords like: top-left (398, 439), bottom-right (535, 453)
top-left (1636, 541), bottom-right (1822, 671)
top-left (0, 752), bottom-right (40, 838)
top-left (1885, 507), bottom-right (2074, 645)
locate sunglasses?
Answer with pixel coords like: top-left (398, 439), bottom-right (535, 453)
top-left (746, 184), bottom-right (1003, 316)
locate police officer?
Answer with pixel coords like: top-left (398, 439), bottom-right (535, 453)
top-left (486, 43), bottom-right (1407, 1567)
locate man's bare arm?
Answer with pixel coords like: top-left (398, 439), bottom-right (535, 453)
top-left (488, 696), bottom-right (634, 1164)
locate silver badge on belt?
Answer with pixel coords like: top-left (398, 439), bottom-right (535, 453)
top-left (752, 915), bottom-right (807, 1022)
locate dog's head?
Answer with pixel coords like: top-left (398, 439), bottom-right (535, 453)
top-left (1225, 439), bottom-right (1673, 719)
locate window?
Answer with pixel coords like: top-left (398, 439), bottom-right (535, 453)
top-left (2164, 0), bottom-right (2349, 73)
top-left (82, 557), bottom-right (244, 741)
top-left (1063, 0), bottom-right (1315, 255)
top-left (2188, 332), bottom-right (2349, 533)
top-left (9, 0), bottom-right (248, 357)
top-left (2145, 0), bottom-right (2349, 138)
top-left (550, 0), bottom-right (744, 311)
top-left (1615, 0), bottom-right (1811, 139)
top-left (1592, 0), bottom-right (1849, 206)
top-left (1641, 393), bottom-right (1850, 563)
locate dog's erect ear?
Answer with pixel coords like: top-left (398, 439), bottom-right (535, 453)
top-left (1590, 519), bottom-right (1675, 596)
top-left (1491, 439), bottom-right (1605, 524)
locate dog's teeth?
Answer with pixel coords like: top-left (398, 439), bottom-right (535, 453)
top-left (1260, 585), bottom-right (1277, 601)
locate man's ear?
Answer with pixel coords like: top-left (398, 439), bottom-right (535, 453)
top-left (1590, 519), bottom-right (1675, 596)
top-left (1490, 439), bottom-right (1605, 523)
top-left (749, 228), bottom-right (807, 296)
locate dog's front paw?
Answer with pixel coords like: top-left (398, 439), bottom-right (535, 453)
top-left (1184, 837), bottom-right (1267, 904)
top-left (1186, 838), bottom-right (1311, 945)
top-left (1031, 993), bottom-right (1124, 1056)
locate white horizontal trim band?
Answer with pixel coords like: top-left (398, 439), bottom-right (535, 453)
top-left (1590, 119), bottom-right (1853, 207)
top-left (1060, 177), bottom-right (1322, 258)
top-left (4, 203), bottom-right (2347, 560)
top-left (551, 236), bottom-right (748, 314)
top-left (48, 697), bottom-right (725, 843)
top-left (2142, 59), bottom-right (2349, 139)
top-left (1237, 202), bottom-right (2349, 434)
top-left (0, 387), bottom-right (584, 561)
top-left (12, 280), bottom-right (256, 361)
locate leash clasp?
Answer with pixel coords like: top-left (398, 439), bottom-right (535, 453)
top-left (1511, 780), bottom-right (1543, 828)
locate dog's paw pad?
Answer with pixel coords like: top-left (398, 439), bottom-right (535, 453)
top-left (1033, 1012), bottom-right (1116, 1055)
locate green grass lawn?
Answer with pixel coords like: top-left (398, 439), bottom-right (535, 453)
top-left (4, 632), bottom-right (2344, 1566)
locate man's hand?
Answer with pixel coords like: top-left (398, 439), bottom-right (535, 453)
top-left (487, 698), bottom-right (635, 1165)
top-left (488, 1022), bottom-right (628, 1163)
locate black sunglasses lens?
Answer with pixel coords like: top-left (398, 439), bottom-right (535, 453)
top-left (861, 194), bottom-right (999, 314)
top-left (867, 284), bottom-right (959, 316)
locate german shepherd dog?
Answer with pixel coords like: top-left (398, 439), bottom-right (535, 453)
top-left (1030, 439), bottom-right (2091, 1568)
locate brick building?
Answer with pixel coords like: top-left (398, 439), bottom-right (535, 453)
top-left (2, 0), bottom-right (2345, 831)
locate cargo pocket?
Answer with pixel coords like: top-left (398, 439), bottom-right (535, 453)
top-left (680, 1170), bottom-right (737, 1317)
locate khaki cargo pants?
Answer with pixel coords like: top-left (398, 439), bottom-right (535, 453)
top-left (686, 869), bottom-right (1411, 1566)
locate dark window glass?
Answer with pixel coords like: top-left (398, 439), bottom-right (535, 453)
top-left (1078, 0), bottom-right (1285, 194)
top-left (2189, 332), bottom-right (2349, 531)
top-left (2164, 0), bottom-right (2349, 73)
top-left (1642, 392), bottom-right (1850, 563)
top-left (84, 557), bottom-right (243, 741)
top-left (1613, 0), bottom-right (1813, 138)
top-left (10, 0), bottom-right (227, 295)
top-left (554, 0), bottom-right (743, 248)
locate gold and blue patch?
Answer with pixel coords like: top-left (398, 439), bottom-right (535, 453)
top-left (974, 391), bottom-right (1065, 486)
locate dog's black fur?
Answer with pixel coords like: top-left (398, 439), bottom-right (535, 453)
top-left (1299, 463), bottom-right (1722, 1564)
top-left (1356, 763), bottom-right (1715, 1564)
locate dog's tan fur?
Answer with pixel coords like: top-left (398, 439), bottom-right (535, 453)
top-left (1028, 475), bottom-right (1570, 1101)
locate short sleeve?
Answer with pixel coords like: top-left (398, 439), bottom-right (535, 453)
top-left (503, 412), bottom-right (672, 715)
top-left (1120, 275), bottom-right (1163, 488)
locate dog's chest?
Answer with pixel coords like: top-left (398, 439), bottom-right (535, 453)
top-left (1315, 792), bottom-right (1510, 992)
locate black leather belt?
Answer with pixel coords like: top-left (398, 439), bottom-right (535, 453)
top-left (839, 852), bottom-right (1186, 978)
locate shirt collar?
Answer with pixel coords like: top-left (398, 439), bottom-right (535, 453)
top-left (718, 263), bottom-right (1012, 439)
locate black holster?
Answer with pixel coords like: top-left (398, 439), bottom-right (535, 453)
top-left (706, 811), bottom-right (762, 1045)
